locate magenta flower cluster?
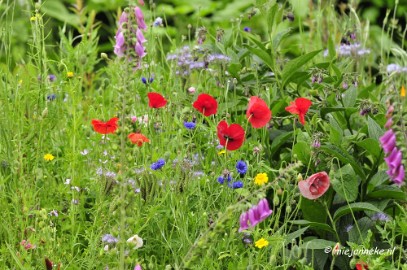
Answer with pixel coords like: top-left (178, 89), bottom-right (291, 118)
top-left (239, 198), bottom-right (273, 232)
top-left (114, 6), bottom-right (147, 66)
top-left (379, 105), bottom-right (405, 186)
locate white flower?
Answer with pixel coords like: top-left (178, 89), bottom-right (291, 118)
top-left (126, 234), bottom-right (143, 249)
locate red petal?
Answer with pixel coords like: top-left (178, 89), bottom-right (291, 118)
top-left (295, 97), bottom-right (312, 114)
top-left (299, 172), bottom-right (330, 200)
top-left (216, 120), bottom-right (228, 146)
top-left (285, 102), bottom-right (300, 115)
top-left (147, 92), bottom-right (167, 108)
top-left (246, 96), bottom-right (272, 128)
top-left (226, 123), bottom-right (245, 150)
top-left (193, 94), bottom-right (218, 116)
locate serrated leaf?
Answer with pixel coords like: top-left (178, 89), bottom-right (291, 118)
top-left (332, 164), bottom-right (359, 202)
top-left (320, 144), bottom-right (365, 178)
top-left (333, 202), bottom-right (381, 222)
top-left (367, 116), bottom-right (384, 140)
top-left (290, 220), bottom-right (334, 233)
top-left (282, 49), bottom-right (322, 87)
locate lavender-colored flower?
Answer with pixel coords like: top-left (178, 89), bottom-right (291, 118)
top-left (135, 42), bottom-right (146, 58)
top-left (80, 149), bottom-right (89, 155)
top-left (238, 198), bottom-right (273, 232)
top-left (102, 234), bottom-right (119, 244)
top-left (236, 160), bottom-right (247, 175)
top-left (48, 74), bottom-right (56, 82)
top-left (345, 224), bottom-right (353, 232)
top-left (151, 159), bottom-right (165, 170)
top-left (312, 139), bottom-right (321, 148)
top-left (153, 17), bottom-right (163, 27)
top-left (48, 210), bottom-right (58, 217)
top-left (136, 28), bottom-right (147, 44)
top-left (105, 171), bottom-right (117, 178)
top-left (386, 64), bottom-right (401, 73)
top-left (242, 232), bottom-right (253, 246)
top-left (371, 212), bottom-right (390, 222)
top-left (342, 82), bottom-right (349, 89)
top-left (72, 199), bottom-right (79, 205)
top-left (184, 121), bottom-right (196, 129)
top-left (379, 129), bottom-right (396, 154)
top-left (193, 171), bottom-right (204, 178)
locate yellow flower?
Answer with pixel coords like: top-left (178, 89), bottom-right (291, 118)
top-left (218, 149), bottom-right (226, 155)
top-left (255, 238), bottom-right (269, 249)
top-left (254, 173), bottom-right (268, 186)
top-left (401, 85), bottom-right (406, 97)
top-left (67, 71), bottom-right (74, 78)
top-left (30, 16), bottom-right (36, 21)
top-left (44, 153), bottom-right (55, 161)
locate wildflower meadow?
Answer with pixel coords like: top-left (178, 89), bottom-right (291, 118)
top-left (1, 0), bottom-right (407, 269)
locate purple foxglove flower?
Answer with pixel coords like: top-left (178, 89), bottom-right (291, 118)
top-left (134, 7), bottom-right (147, 30)
top-left (119, 11), bottom-right (128, 25)
top-left (393, 165), bottom-right (405, 185)
top-left (114, 31), bottom-right (126, 57)
top-left (386, 148), bottom-right (402, 169)
top-left (239, 212), bottom-right (249, 232)
top-left (136, 28), bottom-right (147, 43)
top-left (384, 118), bottom-right (393, 129)
top-left (247, 208), bottom-right (260, 227)
top-left (379, 129), bottom-right (396, 154)
top-left (135, 42), bottom-right (146, 58)
top-left (257, 198), bottom-right (273, 221)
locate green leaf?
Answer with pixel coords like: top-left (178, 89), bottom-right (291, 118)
top-left (320, 107), bottom-right (357, 120)
top-left (290, 220), bottom-right (334, 233)
top-left (41, 1), bottom-right (80, 27)
top-left (329, 125), bottom-right (343, 146)
top-left (367, 170), bottom-right (389, 192)
top-left (227, 63), bottom-right (242, 79)
top-left (367, 185), bottom-right (407, 201)
top-left (282, 49), bottom-right (322, 87)
top-left (272, 28), bottom-right (292, 51)
top-left (320, 144), bottom-right (365, 178)
top-left (367, 116), bottom-right (384, 140)
top-left (355, 138), bottom-right (382, 159)
top-left (244, 33), bottom-right (274, 70)
top-left (331, 164), bottom-right (359, 202)
top-left (333, 202), bottom-right (382, 222)
top-left (348, 217), bottom-right (374, 244)
top-left (302, 239), bottom-right (337, 250)
top-left (292, 141), bottom-right (311, 165)
top-left (299, 198), bottom-right (327, 224)
top-left (269, 131), bottom-right (293, 157)
top-left (285, 227), bottom-right (309, 243)
top-left (342, 86), bottom-right (357, 107)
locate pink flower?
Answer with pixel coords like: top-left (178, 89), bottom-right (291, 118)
top-left (134, 264), bottom-right (142, 270)
top-left (135, 42), bottom-right (146, 58)
top-left (136, 28), bottom-right (147, 44)
top-left (238, 198), bottom-right (273, 232)
top-left (134, 7), bottom-right (147, 30)
top-left (298, 172), bottom-right (330, 200)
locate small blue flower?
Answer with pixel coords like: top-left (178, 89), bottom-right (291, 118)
top-left (141, 77), bottom-right (147, 84)
top-left (227, 175), bottom-right (232, 182)
top-left (102, 234), bottom-right (119, 244)
top-left (230, 181), bottom-right (243, 189)
top-left (149, 77), bottom-right (154, 83)
top-left (151, 159), bottom-right (165, 170)
top-left (153, 17), bottom-right (163, 27)
top-left (236, 160), bottom-right (247, 175)
top-left (217, 176), bottom-right (224, 184)
top-left (48, 74), bottom-right (56, 82)
top-left (47, 94), bottom-right (56, 101)
top-left (243, 27), bottom-right (251, 32)
top-left (371, 212), bottom-right (390, 222)
top-left (184, 121), bottom-right (196, 129)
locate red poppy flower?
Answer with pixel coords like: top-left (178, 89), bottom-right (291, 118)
top-left (246, 96), bottom-right (272, 128)
top-left (285, 97), bottom-right (312, 125)
top-left (128, 133), bottom-right (150, 146)
top-left (217, 120), bottom-right (245, 151)
top-left (147, 92), bottom-right (167, 108)
top-left (193, 93), bottom-right (218, 116)
top-left (298, 172), bottom-right (330, 200)
top-left (91, 117), bottom-right (119, 134)
top-left (356, 262), bottom-right (369, 270)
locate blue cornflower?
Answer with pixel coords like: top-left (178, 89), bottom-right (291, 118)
top-left (151, 159), bottom-right (165, 170)
top-left (243, 27), bottom-right (251, 32)
top-left (230, 181), bottom-right (243, 189)
top-left (47, 94), bottom-right (56, 101)
top-left (141, 77), bottom-right (147, 84)
top-left (184, 121), bottom-right (196, 129)
top-left (236, 160), bottom-right (247, 175)
top-left (48, 74), bottom-right (56, 82)
top-left (217, 176), bottom-right (225, 184)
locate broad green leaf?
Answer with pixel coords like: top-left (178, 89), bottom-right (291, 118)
top-left (355, 138), bottom-right (382, 159)
top-left (41, 1), bottom-right (80, 27)
top-left (329, 125), bottom-right (343, 146)
top-left (245, 45), bottom-right (274, 71)
top-left (267, 3), bottom-right (279, 32)
top-left (343, 86), bottom-right (357, 107)
top-left (282, 49), bottom-right (322, 87)
top-left (332, 164), bottom-right (358, 202)
top-left (367, 170), bottom-right (389, 192)
top-left (348, 217), bottom-right (374, 244)
top-left (299, 198), bottom-right (327, 224)
top-left (272, 28), bottom-right (292, 51)
top-left (367, 185), bottom-right (407, 201)
top-left (269, 131), bottom-right (293, 157)
top-left (302, 239), bottom-right (337, 250)
top-left (285, 227), bottom-right (309, 243)
top-left (367, 116), bottom-right (384, 140)
top-left (333, 202), bottom-right (381, 222)
top-left (227, 63), bottom-right (242, 79)
top-left (290, 220), bottom-right (334, 233)
top-left (290, 0), bottom-right (309, 18)
top-left (292, 141), bottom-right (311, 165)
top-left (320, 144), bottom-right (365, 178)
top-left (320, 107), bottom-right (357, 120)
